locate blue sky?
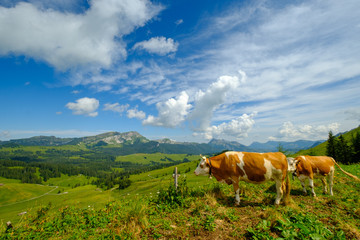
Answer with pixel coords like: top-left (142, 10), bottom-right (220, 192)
top-left (1, 0), bottom-right (359, 145)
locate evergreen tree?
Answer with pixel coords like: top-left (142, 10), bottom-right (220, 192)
top-left (326, 131), bottom-right (337, 159)
top-left (336, 135), bottom-right (352, 164)
top-left (351, 132), bottom-right (360, 163)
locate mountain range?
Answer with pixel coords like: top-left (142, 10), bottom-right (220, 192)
top-left (0, 131), bottom-right (323, 154)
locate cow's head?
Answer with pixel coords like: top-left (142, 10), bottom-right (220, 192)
top-left (287, 157), bottom-right (297, 172)
top-left (287, 157), bottom-right (302, 179)
top-left (194, 155), bottom-right (210, 176)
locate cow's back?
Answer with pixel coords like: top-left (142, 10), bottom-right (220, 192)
top-left (306, 156), bottom-right (334, 175)
top-left (295, 156), bottom-right (334, 176)
top-left (236, 152), bottom-right (287, 183)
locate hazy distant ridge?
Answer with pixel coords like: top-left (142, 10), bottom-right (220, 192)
top-left (0, 131), bottom-right (323, 154)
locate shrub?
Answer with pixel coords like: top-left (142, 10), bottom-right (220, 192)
top-left (152, 176), bottom-right (190, 208)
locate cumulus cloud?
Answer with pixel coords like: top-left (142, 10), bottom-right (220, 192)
top-left (140, 71), bottom-right (253, 140)
top-left (195, 112), bottom-right (257, 140)
top-left (189, 70), bottom-right (246, 131)
top-left (104, 103), bottom-right (129, 113)
top-left (275, 121), bottom-right (340, 140)
top-left (133, 37), bottom-right (179, 56)
top-left (127, 107), bottom-right (146, 119)
top-left (143, 91), bottom-right (191, 127)
top-left (66, 97), bottom-right (99, 117)
top-left (0, 0), bottom-right (162, 70)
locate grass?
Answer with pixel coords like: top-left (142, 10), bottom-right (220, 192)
top-left (45, 174), bottom-right (96, 188)
top-left (1, 161), bottom-right (359, 239)
top-left (0, 175), bottom-right (115, 225)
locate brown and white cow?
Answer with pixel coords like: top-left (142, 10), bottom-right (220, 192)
top-left (194, 151), bottom-right (290, 205)
top-left (287, 155), bottom-right (360, 197)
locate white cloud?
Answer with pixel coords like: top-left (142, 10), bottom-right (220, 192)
top-left (127, 107), bottom-right (146, 119)
top-left (275, 121), bottom-right (340, 140)
top-left (175, 19), bottom-right (183, 25)
top-left (0, 130), bottom-right (10, 139)
top-left (143, 0), bottom-right (359, 142)
top-left (66, 97), bottom-right (99, 117)
top-left (143, 91), bottom-right (191, 127)
top-left (133, 37), bottom-right (179, 56)
top-left (104, 103), bottom-right (129, 113)
top-left (189, 70), bottom-right (246, 131)
top-left (0, 0), bottom-right (162, 70)
top-left (195, 112), bottom-right (257, 140)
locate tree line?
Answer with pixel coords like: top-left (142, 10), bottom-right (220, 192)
top-left (326, 131), bottom-right (360, 164)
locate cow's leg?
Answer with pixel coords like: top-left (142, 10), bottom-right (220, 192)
top-left (309, 178), bottom-right (316, 197)
top-left (233, 182), bottom-right (240, 205)
top-left (328, 169), bottom-right (334, 196)
top-left (298, 175), bottom-right (307, 195)
top-left (274, 180), bottom-right (283, 205)
top-left (321, 177), bottom-right (328, 194)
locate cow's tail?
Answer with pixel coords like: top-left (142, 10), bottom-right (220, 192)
top-left (332, 158), bottom-right (360, 181)
top-left (283, 171), bottom-right (291, 205)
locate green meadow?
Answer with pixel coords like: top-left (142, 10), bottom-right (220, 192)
top-left (0, 154), bottom-right (200, 225)
top-left (0, 177), bottom-right (111, 224)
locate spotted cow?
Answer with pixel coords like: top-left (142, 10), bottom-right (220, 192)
top-left (287, 155), bottom-right (360, 197)
top-left (194, 151), bottom-right (290, 205)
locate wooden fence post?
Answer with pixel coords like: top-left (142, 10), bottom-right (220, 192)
top-left (173, 167), bottom-right (178, 190)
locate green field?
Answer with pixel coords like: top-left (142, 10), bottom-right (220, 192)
top-left (0, 155), bottom-right (200, 225)
top-left (1, 159), bottom-right (360, 239)
top-left (0, 177), bottom-right (114, 224)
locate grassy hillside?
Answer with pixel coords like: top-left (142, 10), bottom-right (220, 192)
top-left (0, 177), bottom-right (114, 225)
top-left (1, 160), bottom-right (360, 239)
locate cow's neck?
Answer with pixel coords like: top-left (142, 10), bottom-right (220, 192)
top-left (208, 157), bottom-right (227, 182)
